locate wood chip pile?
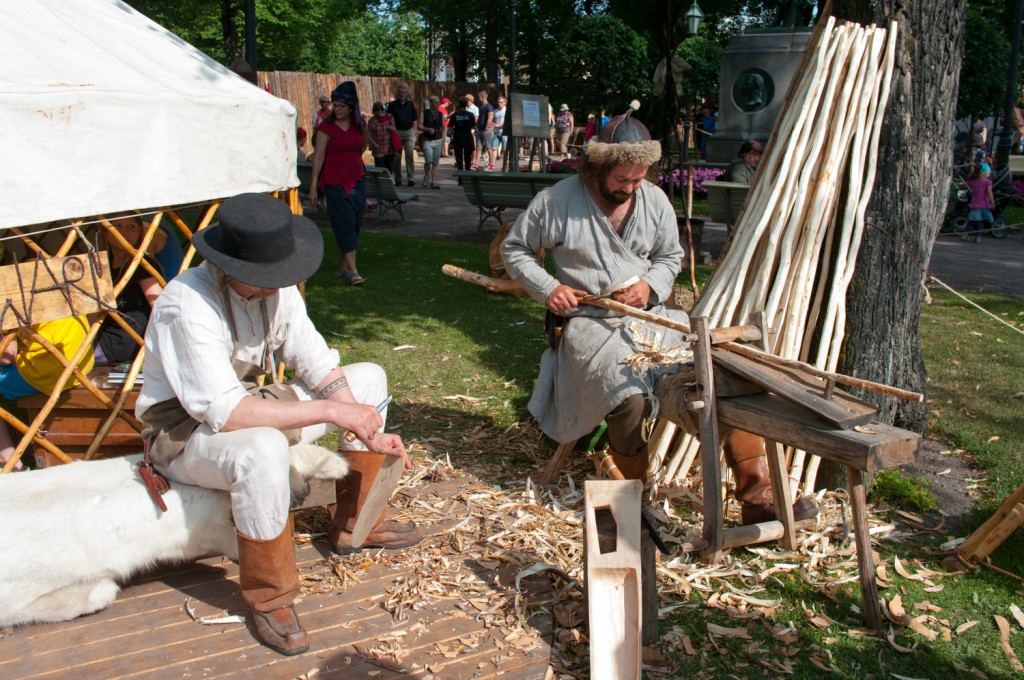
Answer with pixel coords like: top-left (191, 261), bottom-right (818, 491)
top-left (284, 414), bottom-right (1022, 678)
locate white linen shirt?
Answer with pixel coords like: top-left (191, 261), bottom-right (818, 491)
top-left (136, 263), bottom-right (340, 432)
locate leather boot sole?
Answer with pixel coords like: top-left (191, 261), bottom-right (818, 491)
top-left (330, 521), bottom-right (421, 555)
top-left (252, 605), bottom-right (309, 656)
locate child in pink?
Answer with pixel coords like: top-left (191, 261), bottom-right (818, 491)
top-left (965, 163), bottom-right (995, 242)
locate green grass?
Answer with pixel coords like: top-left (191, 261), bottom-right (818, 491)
top-left (870, 468), bottom-right (938, 512)
top-left (305, 230), bottom-right (1024, 678)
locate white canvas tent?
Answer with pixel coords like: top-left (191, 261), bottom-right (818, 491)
top-left (0, 0), bottom-right (299, 229)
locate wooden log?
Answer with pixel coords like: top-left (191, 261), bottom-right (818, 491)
top-left (584, 480), bottom-right (642, 680)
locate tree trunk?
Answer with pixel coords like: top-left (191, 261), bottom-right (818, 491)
top-left (485, 5), bottom-right (499, 84)
top-left (220, 0), bottom-right (240, 66)
top-left (821, 0), bottom-right (967, 487)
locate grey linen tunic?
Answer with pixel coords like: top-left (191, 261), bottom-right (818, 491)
top-left (500, 175), bottom-right (688, 444)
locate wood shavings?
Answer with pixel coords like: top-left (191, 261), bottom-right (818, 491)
top-left (994, 615), bottom-right (1024, 672)
top-left (183, 598), bottom-right (245, 625)
top-left (1010, 604), bottom-right (1024, 629)
top-left (706, 622), bottom-right (751, 639)
top-left (955, 620), bottom-right (980, 636)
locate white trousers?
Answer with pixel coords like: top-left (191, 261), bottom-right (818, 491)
top-left (159, 362), bottom-right (388, 539)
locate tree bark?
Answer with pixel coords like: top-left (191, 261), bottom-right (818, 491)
top-left (823, 0), bottom-right (966, 486)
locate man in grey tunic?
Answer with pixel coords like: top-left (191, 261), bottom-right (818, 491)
top-left (501, 110), bottom-right (817, 525)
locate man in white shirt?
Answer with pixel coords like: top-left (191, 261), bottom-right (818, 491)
top-left (137, 193), bottom-right (417, 656)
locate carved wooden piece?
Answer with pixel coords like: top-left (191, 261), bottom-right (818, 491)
top-left (347, 451), bottom-right (405, 548)
top-left (584, 480), bottom-right (642, 680)
top-left (0, 253), bottom-right (115, 331)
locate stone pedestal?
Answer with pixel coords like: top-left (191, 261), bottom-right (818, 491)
top-left (707, 29), bottom-right (812, 163)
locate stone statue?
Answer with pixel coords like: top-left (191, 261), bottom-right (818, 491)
top-left (775, 0), bottom-right (816, 27)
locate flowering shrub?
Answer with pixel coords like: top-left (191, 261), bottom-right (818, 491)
top-left (1013, 180), bottom-right (1024, 206)
top-left (658, 166), bottom-right (725, 197)
top-left (548, 157), bottom-right (582, 174)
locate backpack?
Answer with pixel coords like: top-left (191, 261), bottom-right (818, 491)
top-left (555, 111), bottom-right (572, 133)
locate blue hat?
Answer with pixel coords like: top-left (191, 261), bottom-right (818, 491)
top-left (980, 163), bottom-right (991, 174)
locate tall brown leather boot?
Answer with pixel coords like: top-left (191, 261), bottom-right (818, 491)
top-left (607, 446), bottom-right (651, 482)
top-left (236, 520), bottom-right (309, 656)
top-left (722, 429), bottom-right (818, 525)
top-left (329, 449), bottom-right (420, 555)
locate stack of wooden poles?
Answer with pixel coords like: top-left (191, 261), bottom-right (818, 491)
top-left (660, 17), bottom-right (899, 493)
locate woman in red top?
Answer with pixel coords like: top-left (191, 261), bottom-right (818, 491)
top-left (309, 81), bottom-right (370, 284)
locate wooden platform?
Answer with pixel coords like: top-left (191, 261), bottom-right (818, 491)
top-left (0, 473), bottom-right (554, 679)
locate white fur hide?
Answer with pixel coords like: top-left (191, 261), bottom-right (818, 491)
top-left (0, 444), bottom-right (348, 627)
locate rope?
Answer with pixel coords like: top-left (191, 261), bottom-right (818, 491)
top-left (927, 274), bottom-right (1024, 338)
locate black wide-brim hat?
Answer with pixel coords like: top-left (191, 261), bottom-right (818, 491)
top-left (193, 193), bottom-right (323, 288)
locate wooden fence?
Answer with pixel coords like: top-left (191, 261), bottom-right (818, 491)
top-left (258, 72), bottom-right (505, 152)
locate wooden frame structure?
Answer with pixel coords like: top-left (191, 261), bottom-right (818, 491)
top-left (0, 189), bottom-right (303, 473)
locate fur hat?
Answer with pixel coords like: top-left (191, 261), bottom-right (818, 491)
top-left (585, 100), bottom-right (661, 166)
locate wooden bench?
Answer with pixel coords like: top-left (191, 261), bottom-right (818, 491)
top-left (1009, 155), bottom-right (1024, 179)
top-left (364, 166), bottom-right (418, 225)
top-left (703, 180), bottom-right (750, 232)
top-left (453, 171), bottom-right (566, 232)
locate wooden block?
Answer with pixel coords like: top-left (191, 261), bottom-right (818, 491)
top-left (712, 347), bottom-right (877, 429)
top-left (585, 480), bottom-right (642, 680)
top-left (716, 393), bottom-right (919, 471)
top-left (347, 451), bottom-right (405, 548)
top-left (0, 253), bottom-right (115, 331)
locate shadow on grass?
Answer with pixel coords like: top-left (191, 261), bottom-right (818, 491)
top-left (304, 230), bottom-right (547, 426)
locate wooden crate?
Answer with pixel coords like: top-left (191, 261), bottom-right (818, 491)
top-left (18, 372), bottom-right (144, 466)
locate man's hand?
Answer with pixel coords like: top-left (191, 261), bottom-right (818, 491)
top-left (333, 402), bottom-right (384, 443)
top-left (365, 432), bottom-right (412, 471)
top-left (613, 279), bottom-right (652, 309)
top-left (545, 284), bottom-right (587, 314)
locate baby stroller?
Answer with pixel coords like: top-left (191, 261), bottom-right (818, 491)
top-left (945, 164), bottom-right (1014, 239)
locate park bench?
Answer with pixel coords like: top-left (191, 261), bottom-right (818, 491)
top-left (1009, 155), bottom-right (1024, 179)
top-left (703, 180), bottom-right (750, 232)
top-left (453, 170), bottom-right (567, 232)
top-left (364, 166), bottom-right (419, 226)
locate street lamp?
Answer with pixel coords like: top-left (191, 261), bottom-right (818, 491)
top-left (685, 1), bottom-right (704, 37)
top-left (680, 1), bottom-right (703, 172)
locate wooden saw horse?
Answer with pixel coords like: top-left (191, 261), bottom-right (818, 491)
top-left (654, 312), bottom-right (921, 631)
